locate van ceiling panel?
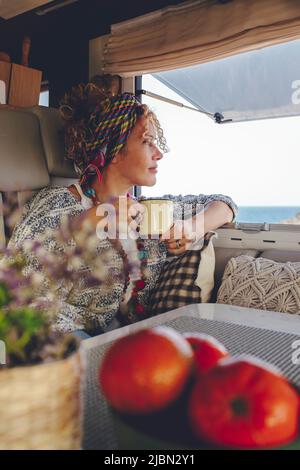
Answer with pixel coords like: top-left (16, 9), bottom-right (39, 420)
top-left (0, 0), bottom-right (54, 19)
top-left (154, 39), bottom-right (300, 123)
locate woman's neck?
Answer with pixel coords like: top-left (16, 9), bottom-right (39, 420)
top-left (90, 172), bottom-right (132, 203)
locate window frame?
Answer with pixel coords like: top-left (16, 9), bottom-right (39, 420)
top-left (136, 74), bottom-right (300, 227)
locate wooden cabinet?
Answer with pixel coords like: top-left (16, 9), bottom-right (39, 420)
top-left (0, 61), bottom-right (42, 107)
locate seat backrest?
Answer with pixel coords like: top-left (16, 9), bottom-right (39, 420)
top-left (259, 249), bottom-right (300, 262)
top-left (27, 106), bottom-right (76, 180)
top-left (0, 107), bottom-right (50, 192)
top-left (0, 105), bottom-right (77, 248)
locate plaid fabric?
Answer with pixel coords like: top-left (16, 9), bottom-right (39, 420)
top-left (149, 234), bottom-right (214, 316)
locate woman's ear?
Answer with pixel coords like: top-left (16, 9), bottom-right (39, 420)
top-left (111, 148), bottom-right (126, 165)
top-left (111, 153), bottom-right (121, 165)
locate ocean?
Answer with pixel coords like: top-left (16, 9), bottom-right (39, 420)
top-left (236, 207), bottom-right (300, 224)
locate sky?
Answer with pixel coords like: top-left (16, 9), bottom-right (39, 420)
top-left (141, 75), bottom-right (300, 207)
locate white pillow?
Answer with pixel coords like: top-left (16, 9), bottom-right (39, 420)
top-left (195, 231), bottom-right (217, 302)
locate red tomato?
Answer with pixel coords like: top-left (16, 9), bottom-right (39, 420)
top-left (189, 357), bottom-right (300, 448)
top-left (100, 326), bottom-right (193, 414)
top-left (184, 333), bottom-right (229, 374)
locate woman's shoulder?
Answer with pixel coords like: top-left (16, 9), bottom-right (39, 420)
top-left (19, 185), bottom-right (84, 224)
top-left (9, 185), bottom-right (84, 245)
top-left (28, 185), bottom-right (82, 210)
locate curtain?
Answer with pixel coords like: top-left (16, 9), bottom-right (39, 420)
top-left (103, 0), bottom-right (300, 76)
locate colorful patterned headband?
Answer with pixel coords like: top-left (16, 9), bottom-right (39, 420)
top-left (76, 93), bottom-right (143, 188)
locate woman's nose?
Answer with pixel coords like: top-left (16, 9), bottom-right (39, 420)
top-left (153, 147), bottom-right (163, 160)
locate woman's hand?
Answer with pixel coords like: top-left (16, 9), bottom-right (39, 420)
top-left (160, 200), bottom-right (233, 255)
top-left (160, 219), bottom-right (198, 255)
top-left (127, 200), bottom-right (146, 235)
top-left (78, 197), bottom-right (145, 239)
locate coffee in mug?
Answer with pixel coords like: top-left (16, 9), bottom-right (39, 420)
top-left (138, 199), bottom-right (174, 237)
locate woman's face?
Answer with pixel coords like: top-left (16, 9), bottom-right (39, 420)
top-left (114, 115), bottom-right (163, 187)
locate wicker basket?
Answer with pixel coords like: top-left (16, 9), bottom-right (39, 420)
top-left (0, 351), bottom-right (81, 450)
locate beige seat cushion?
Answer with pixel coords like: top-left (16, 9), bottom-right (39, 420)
top-left (0, 108), bottom-right (50, 191)
top-left (27, 106), bottom-right (77, 178)
top-left (217, 254), bottom-right (300, 314)
top-left (0, 105), bottom-right (79, 247)
top-left (260, 250), bottom-right (300, 263)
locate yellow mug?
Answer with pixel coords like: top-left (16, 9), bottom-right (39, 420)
top-left (138, 199), bottom-right (174, 237)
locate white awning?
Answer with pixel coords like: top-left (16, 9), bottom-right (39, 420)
top-left (154, 39), bottom-right (300, 123)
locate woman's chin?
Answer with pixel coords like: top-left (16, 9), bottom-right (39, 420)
top-left (141, 176), bottom-right (157, 187)
top-left (134, 171), bottom-right (157, 186)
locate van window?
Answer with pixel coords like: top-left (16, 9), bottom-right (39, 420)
top-left (140, 74), bottom-right (300, 225)
top-left (39, 90), bottom-right (49, 107)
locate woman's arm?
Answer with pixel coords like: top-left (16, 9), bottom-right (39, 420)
top-left (199, 194), bottom-right (237, 223)
top-left (159, 193), bottom-right (238, 255)
top-left (201, 200), bottom-right (235, 232)
top-left (160, 193), bottom-right (238, 223)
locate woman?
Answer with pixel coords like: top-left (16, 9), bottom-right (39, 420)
top-left (8, 82), bottom-right (238, 334)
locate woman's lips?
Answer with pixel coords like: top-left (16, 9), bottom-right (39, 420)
top-left (149, 168), bottom-right (158, 173)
